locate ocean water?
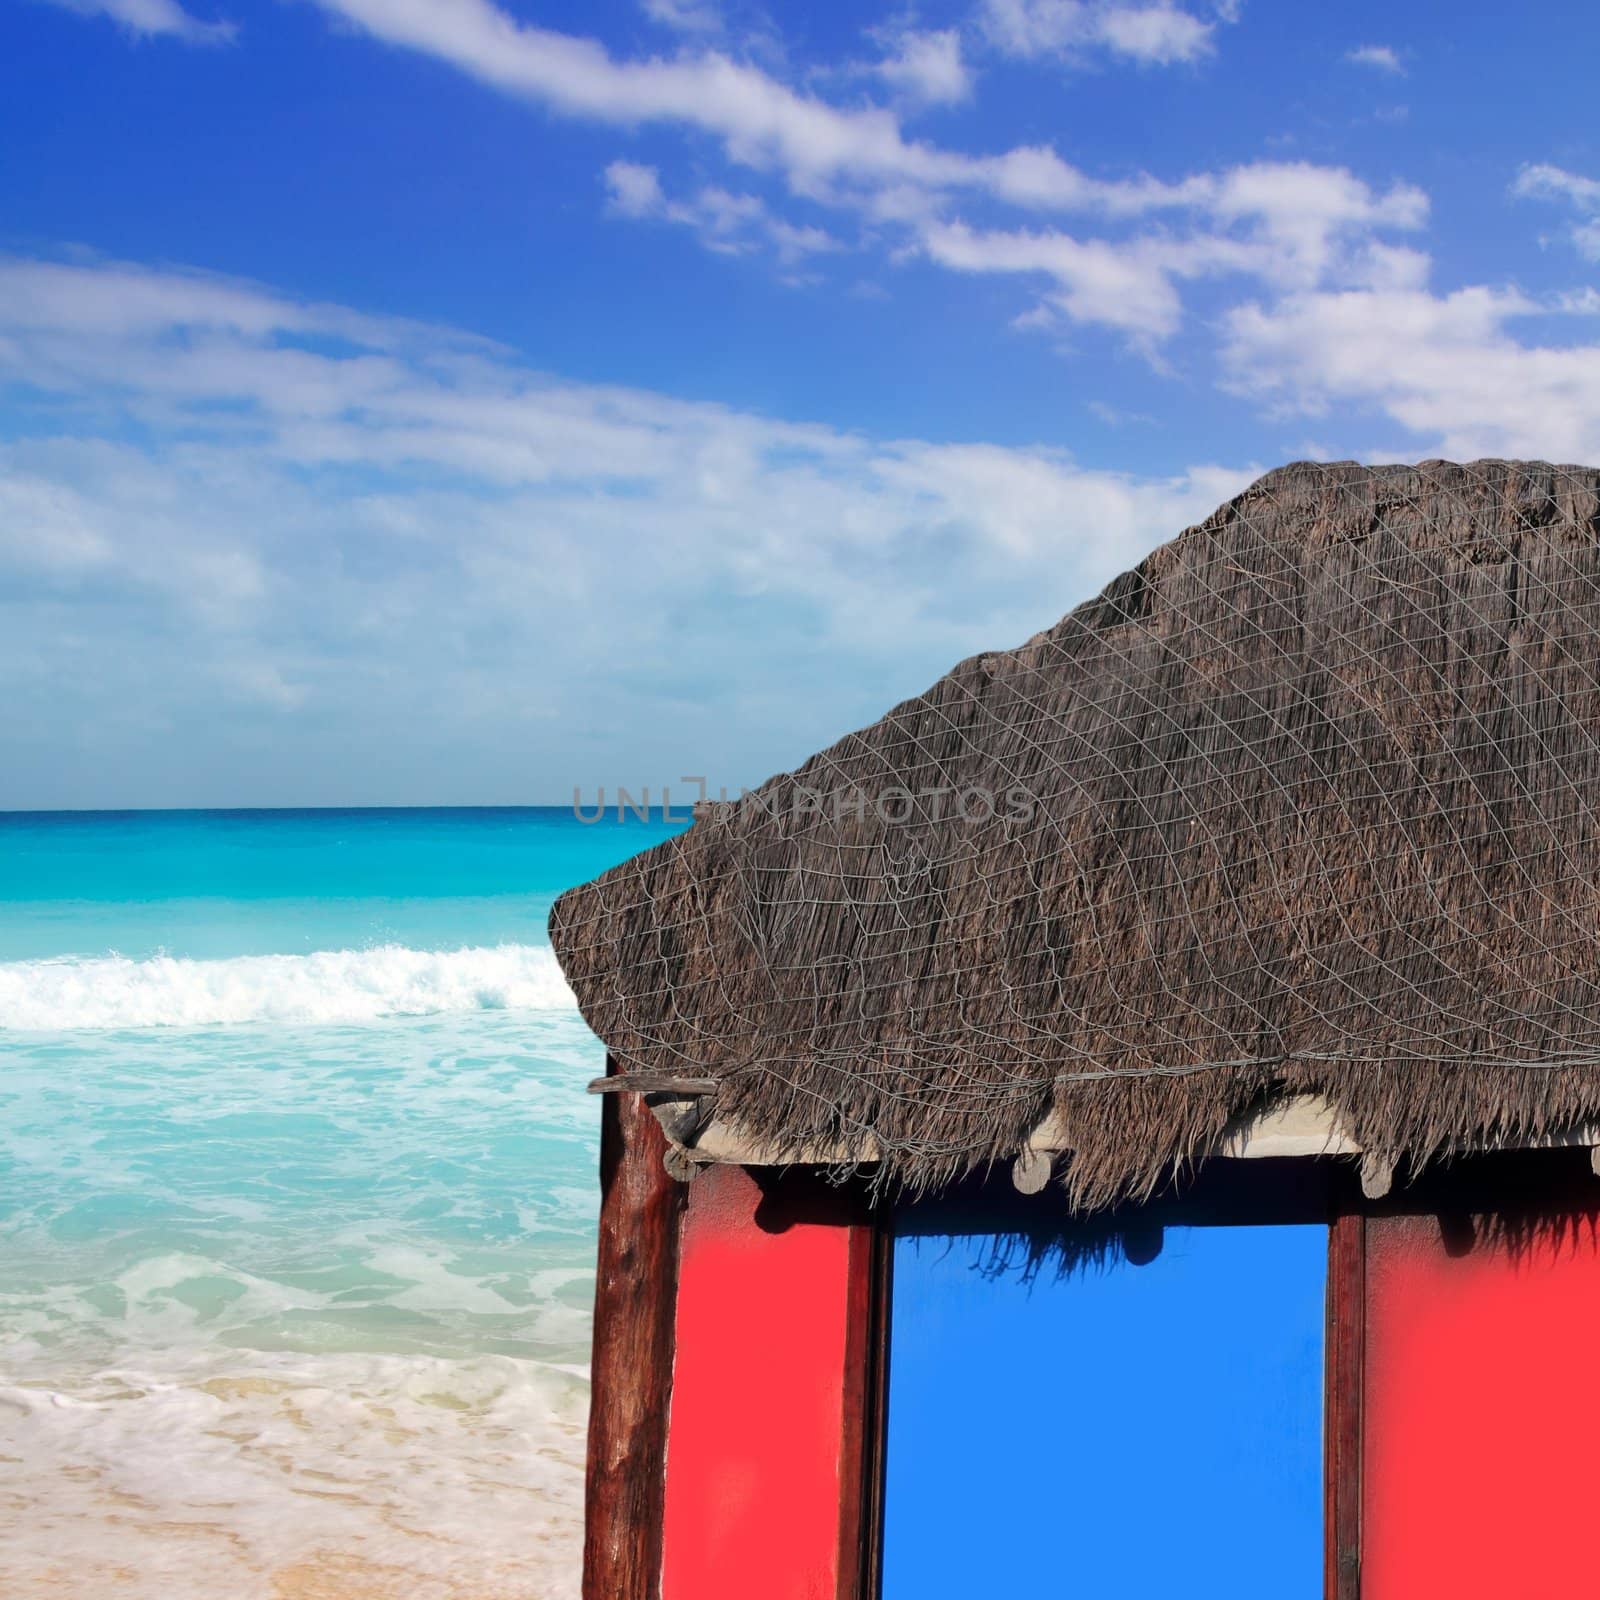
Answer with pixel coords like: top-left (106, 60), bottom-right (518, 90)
top-left (0, 809), bottom-right (683, 1600)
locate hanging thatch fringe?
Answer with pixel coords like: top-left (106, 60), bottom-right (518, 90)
top-left (551, 458), bottom-right (1600, 1210)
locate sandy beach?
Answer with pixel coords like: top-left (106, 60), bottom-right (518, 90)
top-left (0, 1352), bottom-right (586, 1600)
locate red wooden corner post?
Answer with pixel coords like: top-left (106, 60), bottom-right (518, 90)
top-left (584, 1059), bottom-right (688, 1600)
top-left (660, 1165), bottom-right (880, 1600)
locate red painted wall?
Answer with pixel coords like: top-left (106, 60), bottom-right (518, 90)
top-left (660, 1165), bottom-right (863, 1600)
top-left (1364, 1209), bottom-right (1600, 1598)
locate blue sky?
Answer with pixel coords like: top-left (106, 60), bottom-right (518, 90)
top-left (3, 0), bottom-right (1599, 807)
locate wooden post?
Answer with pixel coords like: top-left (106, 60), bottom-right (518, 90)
top-left (1324, 1205), bottom-right (1365, 1600)
top-left (836, 1206), bottom-right (888, 1600)
top-left (851, 1214), bottom-right (893, 1600)
top-left (584, 1058), bottom-right (687, 1600)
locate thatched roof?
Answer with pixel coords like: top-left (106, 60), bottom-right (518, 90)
top-left (551, 458), bottom-right (1600, 1208)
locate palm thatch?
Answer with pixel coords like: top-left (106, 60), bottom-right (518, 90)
top-left (551, 458), bottom-right (1600, 1208)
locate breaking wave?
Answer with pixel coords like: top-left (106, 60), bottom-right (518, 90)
top-left (0, 943), bottom-right (576, 1031)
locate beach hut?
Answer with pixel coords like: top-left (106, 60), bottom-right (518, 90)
top-left (550, 458), bottom-right (1600, 1600)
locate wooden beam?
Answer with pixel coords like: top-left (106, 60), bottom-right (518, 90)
top-left (1324, 1204), bottom-right (1365, 1600)
top-left (587, 1072), bottom-right (719, 1096)
top-left (584, 1054), bottom-right (688, 1600)
top-left (649, 1089), bottom-right (1600, 1176)
top-left (653, 1091), bottom-right (1360, 1169)
top-left (1359, 1153), bottom-right (1394, 1200)
top-left (1010, 1147), bottom-right (1054, 1194)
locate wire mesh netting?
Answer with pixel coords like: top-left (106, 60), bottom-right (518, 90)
top-left (551, 459), bottom-right (1600, 1204)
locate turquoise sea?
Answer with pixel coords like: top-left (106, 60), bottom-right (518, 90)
top-left (0, 809), bottom-right (682, 1600)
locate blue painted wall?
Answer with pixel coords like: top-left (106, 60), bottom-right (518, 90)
top-left (881, 1211), bottom-right (1326, 1597)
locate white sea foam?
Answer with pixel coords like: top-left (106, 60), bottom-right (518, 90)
top-left (0, 1347), bottom-right (586, 1600)
top-left (0, 943), bottom-right (577, 1031)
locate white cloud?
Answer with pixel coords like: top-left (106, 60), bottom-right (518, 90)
top-left (871, 27), bottom-right (972, 106)
top-left (1555, 287), bottom-right (1600, 315)
top-left (641, 0), bottom-right (722, 33)
top-left (0, 253), bottom-right (1251, 806)
top-left (0, 473), bottom-right (115, 577)
top-left (309, 0), bottom-right (974, 198)
top-left (913, 162), bottom-right (1427, 341)
top-left (0, 254), bottom-right (452, 351)
top-left (10, 230), bottom-right (1594, 803)
top-left (1087, 400), bottom-right (1155, 425)
top-left (1204, 161), bottom-right (1428, 272)
top-left (307, 0), bottom-right (1230, 214)
top-left (980, 0), bottom-right (1218, 66)
top-left (1344, 44), bottom-right (1404, 75)
top-left (39, 0), bottom-right (234, 44)
top-left (602, 160), bottom-right (666, 218)
top-left (0, 443), bottom-right (265, 621)
top-left (602, 162), bottom-right (839, 263)
top-left (1095, 3), bottom-right (1213, 63)
top-left (1229, 165), bottom-right (1416, 232)
top-left (766, 217), bottom-right (841, 265)
top-left (1515, 162), bottom-right (1600, 262)
top-left (304, 0), bottom-right (1430, 348)
top-left (1517, 164), bottom-right (1600, 210)
top-left (1220, 283), bottom-right (1600, 461)
top-left (922, 220), bottom-right (1186, 337)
